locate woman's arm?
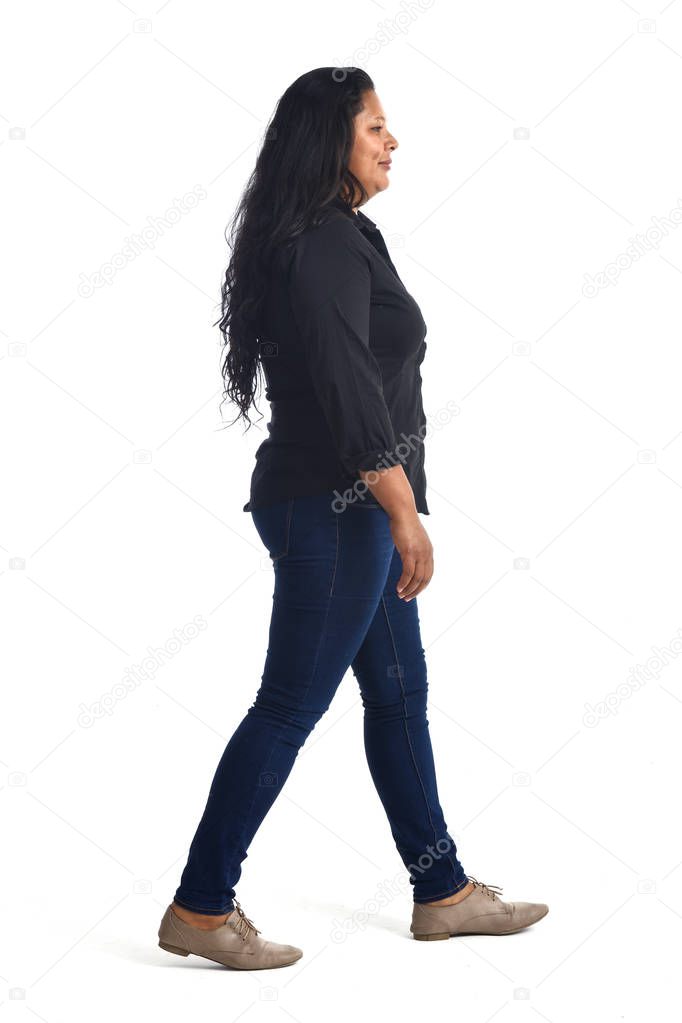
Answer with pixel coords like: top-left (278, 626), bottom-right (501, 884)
top-left (287, 218), bottom-right (434, 602)
top-left (287, 221), bottom-right (397, 478)
top-left (359, 464), bottom-right (434, 602)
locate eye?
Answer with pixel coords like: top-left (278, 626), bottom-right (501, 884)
top-left (372, 126), bottom-right (383, 131)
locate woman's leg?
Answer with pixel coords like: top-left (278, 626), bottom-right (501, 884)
top-left (173, 494), bottom-right (396, 915)
top-left (351, 545), bottom-right (470, 904)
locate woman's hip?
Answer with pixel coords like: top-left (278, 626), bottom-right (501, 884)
top-left (251, 491), bottom-right (395, 601)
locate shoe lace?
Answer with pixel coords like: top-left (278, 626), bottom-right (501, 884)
top-left (230, 899), bottom-right (262, 942)
top-left (467, 876), bottom-right (504, 901)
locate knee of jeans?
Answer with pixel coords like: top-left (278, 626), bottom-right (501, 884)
top-left (362, 686), bottom-right (428, 721)
top-left (250, 691), bottom-right (327, 737)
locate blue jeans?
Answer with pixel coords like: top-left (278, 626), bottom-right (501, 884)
top-left (174, 492), bottom-right (468, 913)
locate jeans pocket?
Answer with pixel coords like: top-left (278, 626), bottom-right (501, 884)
top-left (251, 497), bottom-right (295, 561)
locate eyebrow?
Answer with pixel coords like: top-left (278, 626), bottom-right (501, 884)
top-left (371, 115), bottom-right (385, 122)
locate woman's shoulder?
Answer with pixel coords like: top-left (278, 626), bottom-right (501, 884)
top-left (299, 206), bottom-right (362, 244)
top-left (278, 208), bottom-right (367, 275)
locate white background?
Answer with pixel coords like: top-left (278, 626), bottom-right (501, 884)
top-left (1, 0), bottom-right (681, 1018)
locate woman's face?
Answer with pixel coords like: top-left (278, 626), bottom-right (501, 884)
top-left (347, 90), bottom-right (398, 207)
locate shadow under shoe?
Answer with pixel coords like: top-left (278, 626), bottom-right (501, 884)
top-left (410, 876), bottom-right (549, 941)
top-left (158, 899), bottom-right (303, 969)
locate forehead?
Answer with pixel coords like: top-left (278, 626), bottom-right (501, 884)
top-left (359, 93), bottom-right (386, 120)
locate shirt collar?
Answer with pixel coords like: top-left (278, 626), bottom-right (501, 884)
top-left (327, 195), bottom-right (378, 232)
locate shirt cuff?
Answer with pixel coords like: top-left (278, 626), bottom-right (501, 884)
top-left (347, 449), bottom-right (394, 474)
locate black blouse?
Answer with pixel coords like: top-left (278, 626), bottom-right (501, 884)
top-left (242, 195), bottom-right (430, 514)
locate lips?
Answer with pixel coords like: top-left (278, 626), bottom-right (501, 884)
top-left (379, 160), bottom-right (392, 167)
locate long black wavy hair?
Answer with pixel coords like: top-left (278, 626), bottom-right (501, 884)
top-left (215, 67), bottom-right (375, 430)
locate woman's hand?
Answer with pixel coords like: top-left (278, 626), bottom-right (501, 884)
top-left (389, 511), bottom-right (434, 601)
top-left (357, 464), bottom-right (434, 600)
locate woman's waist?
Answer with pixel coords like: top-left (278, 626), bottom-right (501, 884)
top-left (265, 398), bottom-right (331, 442)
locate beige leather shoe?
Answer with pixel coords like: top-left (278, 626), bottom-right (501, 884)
top-left (411, 876), bottom-right (549, 940)
top-left (158, 900), bottom-right (303, 969)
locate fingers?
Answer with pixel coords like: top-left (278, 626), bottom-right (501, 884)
top-left (400, 566), bottom-right (430, 600)
top-left (396, 553), bottom-right (434, 601)
top-left (396, 554), bottom-right (416, 597)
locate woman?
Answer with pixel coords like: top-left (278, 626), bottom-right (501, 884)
top-left (158, 67), bottom-right (549, 970)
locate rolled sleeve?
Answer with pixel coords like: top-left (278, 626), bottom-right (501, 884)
top-left (286, 220), bottom-right (396, 478)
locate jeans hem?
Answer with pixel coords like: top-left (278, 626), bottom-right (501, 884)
top-left (412, 875), bottom-right (470, 903)
top-left (173, 895), bottom-right (235, 915)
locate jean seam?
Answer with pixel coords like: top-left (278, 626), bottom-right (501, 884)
top-left (413, 877), bottom-right (471, 903)
top-left (211, 501), bottom-right (296, 900)
top-left (298, 510), bottom-right (340, 706)
top-left (328, 512), bottom-right (340, 598)
top-left (218, 504), bottom-right (340, 903)
top-left (380, 594), bottom-right (438, 841)
top-left (380, 592), bottom-right (461, 887)
top-left (272, 497), bottom-right (295, 561)
top-left (173, 896), bottom-right (234, 914)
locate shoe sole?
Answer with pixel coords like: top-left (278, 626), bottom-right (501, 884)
top-left (412, 906), bottom-right (549, 940)
top-left (159, 940), bottom-right (303, 970)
